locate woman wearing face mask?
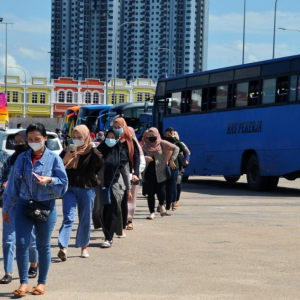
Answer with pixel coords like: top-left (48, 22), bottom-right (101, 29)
top-left (0, 131), bottom-right (38, 285)
top-left (2, 123), bottom-right (68, 296)
top-left (162, 128), bottom-right (186, 213)
top-left (142, 127), bottom-right (179, 219)
top-left (58, 125), bottom-right (104, 260)
top-left (93, 130), bottom-right (132, 248)
top-left (112, 118), bottom-right (140, 237)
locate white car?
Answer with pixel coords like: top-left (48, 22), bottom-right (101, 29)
top-left (0, 129), bottom-right (63, 169)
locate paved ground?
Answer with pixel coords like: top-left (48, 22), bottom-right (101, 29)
top-left (0, 175), bottom-right (300, 300)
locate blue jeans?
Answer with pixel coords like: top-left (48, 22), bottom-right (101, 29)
top-left (58, 187), bottom-right (95, 249)
top-left (166, 169), bottom-right (179, 210)
top-left (15, 199), bottom-right (57, 284)
top-left (2, 206), bottom-right (38, 274)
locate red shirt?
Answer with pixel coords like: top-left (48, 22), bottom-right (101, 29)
top-left (31, 153), bottom-right (43, 167)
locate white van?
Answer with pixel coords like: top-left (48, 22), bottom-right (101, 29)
top-left (0, 129), bottom-right (63, 169)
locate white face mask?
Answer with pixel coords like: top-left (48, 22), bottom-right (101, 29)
top-left (29, 140), bottom-right (45, 152)
top-left (73, 139), bottom-right (85, 147)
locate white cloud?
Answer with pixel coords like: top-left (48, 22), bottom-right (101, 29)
top-left (19, 47), bottom-right (48, 61)
top-left (209, 10), bottom-right (300, 35)
top-left (0, 54), bottom-right (31, 82)
top-left (207, 40), bottom-right (295, 70)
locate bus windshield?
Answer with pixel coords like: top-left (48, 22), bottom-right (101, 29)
top-left (104, 102), bottom-right (153, 135)
top-left (153, 54), bottom-right (300, 191)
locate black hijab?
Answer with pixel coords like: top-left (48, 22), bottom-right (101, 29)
top-left (10, 130), bottom-right (29, 166)
top-left (97, 130), bottom-right (128, 188)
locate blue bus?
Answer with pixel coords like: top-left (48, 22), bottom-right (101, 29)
top-left (153, 54), bottom-right (300, 191)
top-left (76, 104), bottom-right (112, 133)
top-left (104, 102), bottom-right (153, 137)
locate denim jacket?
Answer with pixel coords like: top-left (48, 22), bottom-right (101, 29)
top-left (3, 147), bottom-right (68, 213)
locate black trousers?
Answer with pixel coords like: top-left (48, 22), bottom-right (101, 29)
top-left (102, 191), bottom-right (118, 241)
top-left (177, 183), bottom-right (182, 201)
top-left (121, 192), bottom-right (128, 229)
top-left (145, 167), bottom-right (166, 213)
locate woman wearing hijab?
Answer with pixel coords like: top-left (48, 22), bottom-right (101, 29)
top-left (58, 125), bottom-right (104, 260)
top-left (142, 127), bottom-right (179, 219)
top-left (113, 118), bottom-right (140, 237)
top-left (0, 131), bottom-right (38, 284)
top-left (127, 127), bottom-right (146, 230)
top-left (93, 130), bottom-right (132, 248)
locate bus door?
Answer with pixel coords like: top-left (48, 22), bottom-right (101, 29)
top-left (97, 108), bottom-right (110, 131)
top-left (154, 98), bottom-right (167, 133)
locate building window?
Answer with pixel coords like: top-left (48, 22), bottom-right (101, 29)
top-left (67, 91), bottom-right (72, 103)
top-left (85, 92), bottom-right (91, 104)
top-left (145, 92), bottom-right (150, 101)
top-left (59, 91), bottom-right (65, 102)
top-left (13, 91), bottom-right (18, 103)
top-left (40, 93), bottom-right (46, 104)
top-left (112, 94), bottom-right (116, 105)
top-left (119, 94), bottom-right (124, 103)
top-left (32, 92), bottom-right (38, 104)
top-left (137, 92), bottom-right (143, 101)
top-left (93, 92), bottom-right (99, 104)
top-left (6, 92), bottom-right (10, 102)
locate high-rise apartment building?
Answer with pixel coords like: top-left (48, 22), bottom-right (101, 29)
top-left (50, 0), bottom-right (209, 82)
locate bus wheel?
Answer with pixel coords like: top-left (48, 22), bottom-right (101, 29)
top-left (224, 176), bottom-right (240, 183)
top-left (182, 175), bottom-right (189, 182)
top-left (246, 154), bottom-right (269, 191)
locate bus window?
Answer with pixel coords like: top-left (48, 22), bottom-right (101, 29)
top-left (276, 76), bottom-right (288, 103)
top-left (289, 75), bottom-right (297, 101)
top-left (235, 82), bottom-right (248, 107)
top-left (201, 88), bottom-right (208, 111)
top-left (248, 80), bottom-right (259, 106)
top-left (190, 89), bottom-right (202, 112)
top-left (262, 79), bottom-right (276, 104)
top-left (168, 92), bottom-right (182, 114)
top-left (298, 76), bottom-right (300, 101)
top-left (216, 85), bottom-right (228, 109)
top-left (208, 87), bottom-right (217, 110)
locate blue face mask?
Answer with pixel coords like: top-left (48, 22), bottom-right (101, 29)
top-left (113, 128), bottom-right (124, 136)
top-left (98, 136), bottom-right (103, 140)
top-left (105, 138), bottom-right (117, 147)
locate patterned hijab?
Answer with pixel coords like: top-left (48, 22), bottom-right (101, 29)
top-left (65, 125), bottom-right (92, 169)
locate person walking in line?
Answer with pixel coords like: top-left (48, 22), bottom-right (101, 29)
top-left (94, 131), bottom-right (105, 143)
top-left (0, 131), bottom-right (38, 284)
top-left (112, 118), bottom-right (140, 237)
top-left (93, 130), bottom-right (132, 248)
top-left (127, 127), bottom-right (146, 230)
top-left (58, 125), bottom-right (104, 261)
top-left (142, 127), bottom-right (179, 220)
top-left (2, 123), bottom-right (68, 296)
top-left (162, 127), bottom-right (186, 213)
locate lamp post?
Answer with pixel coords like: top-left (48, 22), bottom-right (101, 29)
top-left (103, 12), bottom-right (112, 104)
top-left (0, 18), bottom-right (14, 94)
top-left (272, 0), bottom-right (279, 59)
top-left (242, 0), bottom-right (246, 64)
top-left (69, 57), bottom-right (89, 103)
top-left (8, 66), bottom-right (27, 117)
top-left (151, 46), bottom-right (176, 76)
top-left (114, 21), bottom-right (149, 103)
top-left (279, 27), bottom-right (300, 33)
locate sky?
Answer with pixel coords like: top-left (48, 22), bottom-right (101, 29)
top-left (0, 0), bottom-right (299, 82)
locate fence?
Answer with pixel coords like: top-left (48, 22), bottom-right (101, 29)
top-left (9, 118), bottom-right (60, 132)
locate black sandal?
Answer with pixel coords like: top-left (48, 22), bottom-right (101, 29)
top-left (28, 266), bottom-right (38, 279)
top-left (0, 274), bottom-right (12, 284)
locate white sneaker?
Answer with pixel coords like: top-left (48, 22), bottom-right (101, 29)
top-left (101, 240), bottom-right (112, 248)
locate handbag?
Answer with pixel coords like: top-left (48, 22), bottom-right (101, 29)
top-left (22, 160), bottom-right (52, 223)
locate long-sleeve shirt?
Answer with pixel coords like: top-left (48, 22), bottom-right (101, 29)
top-left (0, 155), bottom-right (12, 193)
top-left (3, 148), bottom-right (68, 213)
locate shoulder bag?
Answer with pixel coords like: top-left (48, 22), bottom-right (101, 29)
top-left (23, 159), bottom-right (52, 223)
top-left (100, 166), bottom-right (119, 205)
top-left (161, 143), bottom-right (172, 179)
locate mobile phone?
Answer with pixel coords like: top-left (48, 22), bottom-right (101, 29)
top-left (32, 172), bottom-right (41, 181)
top-left (132, 179), bottom-right (140, 186)
top-left (69, 144), bottom-right (77, 153)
